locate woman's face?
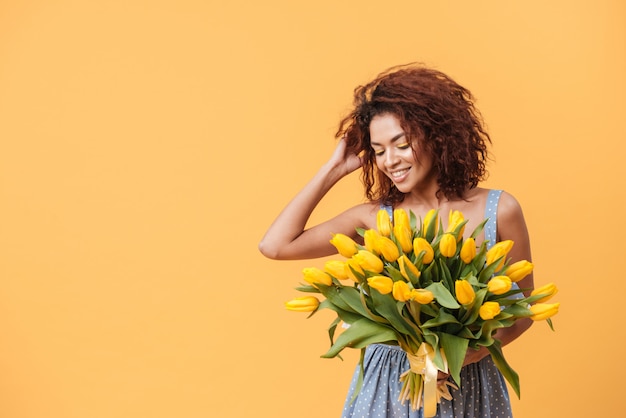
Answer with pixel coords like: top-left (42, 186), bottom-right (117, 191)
top-left (369, 113), bottom-right (435, 194)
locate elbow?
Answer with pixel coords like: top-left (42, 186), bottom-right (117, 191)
top-left (258, 239), bottom-right (280, 260)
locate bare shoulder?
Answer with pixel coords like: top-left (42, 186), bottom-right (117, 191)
top-left (496, 191), bottom-right (529, 241)
top-left (498, 191), bottom-right (525, 218)
top-left (342, 201), bottom-right (381, 229)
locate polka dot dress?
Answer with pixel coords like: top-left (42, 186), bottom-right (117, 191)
top-left (341, 190), bottom-right (513, 418)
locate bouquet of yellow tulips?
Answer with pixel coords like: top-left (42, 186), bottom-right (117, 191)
top-left (286, 209), bottom-right (559, 417)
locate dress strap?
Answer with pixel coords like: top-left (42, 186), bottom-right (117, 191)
top-left (484, 190), bottom-right (503, 250)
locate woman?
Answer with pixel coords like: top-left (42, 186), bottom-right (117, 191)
top-left (259, 64), bottom-right (534, 417)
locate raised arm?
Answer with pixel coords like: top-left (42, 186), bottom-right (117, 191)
top-left (258, 139), bottom-right (369, 260)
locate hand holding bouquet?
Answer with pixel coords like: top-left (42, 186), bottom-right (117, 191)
top-left (286, 209), bottom-right (559, 417)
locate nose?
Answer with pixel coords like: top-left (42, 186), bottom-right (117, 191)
top-left (384, 149), bottom-right (400, 168)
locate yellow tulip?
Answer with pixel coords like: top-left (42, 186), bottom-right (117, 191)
top-left (345, 258), bottom-right (364, 282)
top-left (377, 209), bottom-right (392, 237)
top-left (460, 237), bottom-right (476, 264)
top-left (423, 209), bottom-right (439, 236)
top-left (413, 237), bottom-right (434, 264)
top-left (479, 301), bottom-right (501, 320)
top-left (529, 302), bottom-right (560, 321)
top-left (447, 210), bottom-right (466, 241)
top-left (439, 233), bottom-right (457, 258)
top-left (324, 260), bottom-right (349, 281)
top-left (398, 255), bottom-right (420, 281)
top-left (367, 276), bottom-right (394, 294)
top-left (363, 229), bottom-right (380, 254)
top-left (302, 267), bottom-right (332, 287)
top-left (353, 250), bottom-right (384, 273)
top-left (505, 260), bottom-right (534, 282)
top-left (376, 235), bottom-right (400, 262)
top-left (486, 240), bottom-right (514, 271)
top-left (455, 280), bottom-right (475, 305)
top-left (330, 233), bottom-right (359, 258)
top-left (487, 275), bottom-right (512, 295)
top-left (530, 283), bottom-right (559, 303)
top-left (411, 288), bottom-right (435, 304)
top-left (392, 280), bottom-right (412, 302)
top-left (285, 296), bottom-right (320, 312)
top-left (393, 209), bottom-right (413, 253)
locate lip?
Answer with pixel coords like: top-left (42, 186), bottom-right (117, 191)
top-left (389, 167), bottom-right (410, 183)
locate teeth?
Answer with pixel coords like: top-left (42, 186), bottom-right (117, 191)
top-left (391, 169), bottom-right (409, 178)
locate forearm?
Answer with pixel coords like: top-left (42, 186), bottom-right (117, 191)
top-left (258, 161), bottom-right (345, 260)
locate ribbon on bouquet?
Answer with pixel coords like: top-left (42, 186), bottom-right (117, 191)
top-left (401, 342), bottom-right (454, 417)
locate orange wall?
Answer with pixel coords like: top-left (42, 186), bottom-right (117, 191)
top-left (1, 1), bottom-right (624, 417)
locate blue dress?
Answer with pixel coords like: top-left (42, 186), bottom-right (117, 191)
top-left (341, 190), bottom-right (514, 418)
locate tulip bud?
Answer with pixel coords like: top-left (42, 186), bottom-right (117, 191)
top-left (345, 258), bottom-right (364, 282)
top-left (487, 275), bottom-right (512, 295)
top-left (460, 237), bottom-right (476, 264)
top-left (376, 235), bottom-right (400, 262)
top-left (398, 255), bottom-right (420, 281)
top-left (479, 301), bottom-right (501, 320)
top-left (413, 237), bottom-right (434, 264)
top-left (392, 280), bottom-right (412, 302)
top-left (393, 209), bottom-right (413, 253)
top-left (439, 233), bottom-right (457, 258)
top-left (411, 288), bottom-right (435, 304)
top-left (363, 229), bottom-right (380, 254)
top-left (423, 209), bottom-right (439, 237)
top-left (529, 302), bottom-right (560, 321)
top-left (302, 267), bottom-right (332, 287)
top-left (377, 209), bottom-right (392, 237)
top-left (455, 280), bottom-right (475, 305)
top-left (324, 260), bottom-right (349, 281)
top-left (530, 283), bottom-right (559, 303)
top-left (330, 233), bottom-right (359, 258)
top-left (285, 296), bottom-right (320, 312)
top-left (353, 250), bottom-right (384, 273)
top-left (367, 276), bottom-right (394, 295)
top-left (505, 260), bottom-right (534, 282)
top-left (447, 210), bottom-right (466, 241)
top-left (486, 240), bottom-right (514, 271)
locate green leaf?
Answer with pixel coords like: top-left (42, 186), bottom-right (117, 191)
top-left (502, 303), bottom-right (534, 318)
top-left (476, 319), bottom-right (506, 347)
top-left (295, 284), bottom-right (322, 293)
top-left (409, 210), bottom-right (418, 231)
top-left (369, 288), bottom-right (420, 339)
top-left (439, 332), bottom-right (469, 387)
top-left (421, 309), bottom-right (461, 329)
top-left (316, 284), bottom-right (356, 313)
top-left (318, 299), bottom-right (363, 325)
top-left (437, 258), bottom-right (455, 291)
top-left (334, 285), bottom-right (377, 319)
top-left (321, 318), bottom-right (398, 358)
top-left (384, 265), bottom-right (405, 282)
top-left (470, 218), bottom-right (488, 239)
top-left (478, 255), bottom-right (505, 283)
top-left (487, 340), bottom-right (520, 398)
top-left (359, 289), bottom-right (389, 324)
top-left (349, 349), bottom-right (367, 404)
top-left (426, 282), bottom-right (461, 309)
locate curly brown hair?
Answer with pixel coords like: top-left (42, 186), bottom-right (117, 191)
top-left (336, 64), bottom-right (491, 205)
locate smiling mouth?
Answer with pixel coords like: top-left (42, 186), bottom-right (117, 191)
top-left (390, 168), bottom-right (410, 179)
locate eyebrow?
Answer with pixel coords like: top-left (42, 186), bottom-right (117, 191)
top-left (370, 132), bottom-right (406, 147)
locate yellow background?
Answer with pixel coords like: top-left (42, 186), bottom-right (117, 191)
top-left (1, 1), bottom-right (624, 417)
